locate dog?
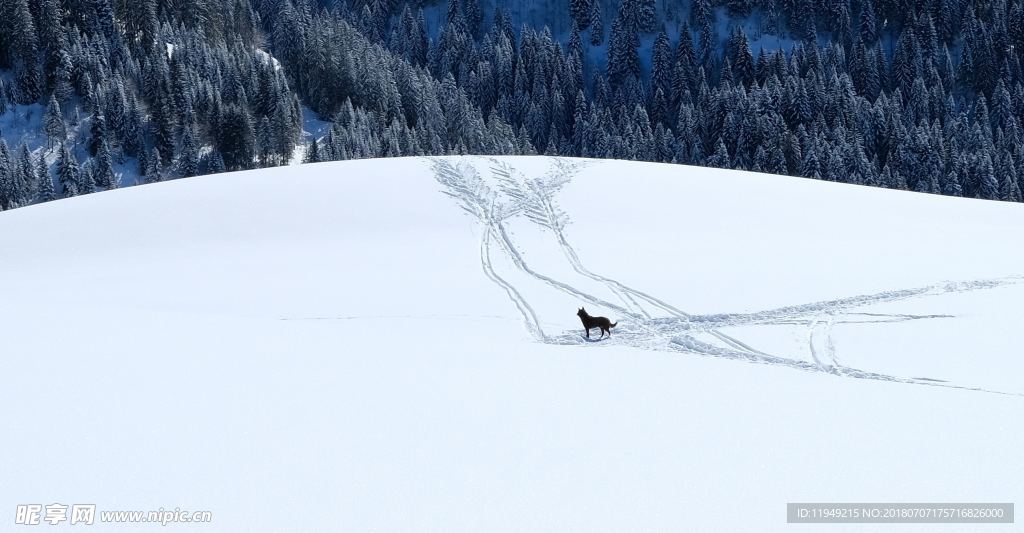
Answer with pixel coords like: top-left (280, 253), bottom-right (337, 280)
top-left (576, 307), bottom-right (617, 339)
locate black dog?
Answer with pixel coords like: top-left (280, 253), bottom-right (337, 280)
top-left (576, 307), bottom-right (617, 339)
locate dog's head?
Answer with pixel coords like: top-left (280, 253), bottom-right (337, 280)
top-left (577, 307), bottom-right (586, 318)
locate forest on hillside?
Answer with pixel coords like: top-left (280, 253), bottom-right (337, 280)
top-left (2, 0), bottom-right (1024, 209)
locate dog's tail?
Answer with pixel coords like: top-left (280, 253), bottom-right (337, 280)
top-left (611, 322), bottom-right (617, 328)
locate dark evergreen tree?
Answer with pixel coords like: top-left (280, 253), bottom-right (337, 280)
top-left (979, 157), bottom-right (1000, 199)
top-left (3, 0), bottom-right (42, 103)
top-left (589, 0), bottom-right (604, 45)
top-left (860, 0), bottom-right (878, 44)
top-left (651, 31), bottom-right (674, 106)
top-left (179, 122), bottom-right (201, 178)
top-left (0, 141), bottom-right (12, 209)
top-left (43, 96), bottom-right (67, 150)
top-left (88, 106), bottom-right (108, 158)
top-left (57, 144), bottom-right (80, 198)
top-left (607, 13), bottom-right (641, 89)
top-left (36, 153), bottom-right (56, 203)
top-left (217, 105), bottom-right (256, 171)
top-left (93, 139), bottom-right (117, 190)
top-left (706, 138), bottom-right (730, 168)
top-left (146, 146), bottom-right (163, 183)
top-left (14, 144), bottom-right (34, 206)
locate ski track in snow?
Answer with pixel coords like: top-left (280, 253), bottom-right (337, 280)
top-left (427, 157), bottom-right (1023, 396)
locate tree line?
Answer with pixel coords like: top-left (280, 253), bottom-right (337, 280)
top-left (2, 0), bottom-right (1024, 211)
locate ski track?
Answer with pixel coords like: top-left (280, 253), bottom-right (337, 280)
top-left (429, 159), bottom-right (547, 341)
top-left (427, 157), bottom-right (1023, 396)
top-left (481, 224), bottom-right (547, 342)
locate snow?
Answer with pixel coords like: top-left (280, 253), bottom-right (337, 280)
top-left (1, 156), bottom-right (1021, 532)
top-left (0, 102), bottom-right (47, 153)
top-left (288, 106), bottom-right (333, 164)
top-left (255, 48), bottom-right (282, 72)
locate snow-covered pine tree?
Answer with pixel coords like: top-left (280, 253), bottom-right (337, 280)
top-left (93, 139), bottom-right (116, 190)
top-left (36, 153), bottom-right (55, 203)
top-left (179, 122), bottom-right (201, 178)
top-left (706, 138), bottom-right (730, 168)
top-left (0, 141), bottom-right (12, 209)
top-left (589, 0), bottom-right (604, 45)
top-left (43, 95), bottom-right (67, 150)
top-left (56, 143), bottom-right (79, 198)
top-left (16, 143), bottom-right (35, 205)
top-left (146, 147), bottom-right (163, 183)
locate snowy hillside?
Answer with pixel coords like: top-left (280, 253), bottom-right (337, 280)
top-left (1, 156), bottom-right (1022, 531)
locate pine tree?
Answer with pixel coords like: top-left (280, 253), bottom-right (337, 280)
top-left (706, 138), bottom-right (730, 168)
top-left (979, 157), bottom-right (999, 199)
top-left (999, 158), bottom-right (1021, 202)
top-left (728, 28), bottom-right (755, 87)
top-left (257, 116), bottom-right (274, 166)
top-left (6, 0), bottom-right (42, 103)
top-left (217, 105), bottom-right (255, 171)
top-left (673, 26), bottom-right (696, 105)
top-left (753, 145), bottom-right (769, 171)
top-left (698, 21), bottom-right (716, 73)
top-left (57, 144), bottom-right (80, 198)
top-left (0, 141), bottom-right (12, 209)
top-left (88, 105), bottom-right (107, 157)
top-left (38, 0), bottom-right (68, 94)
top-left (15, 143), bottom-right (34, 205)
top-left (204, 150), bottom-right (226, 175)
top-left (768, 145), bottom-right (789, 174)
top-left (589, 0), bottom-right (604, 45)
top-left (305, 138), bottom-right (321, 163)
top-left (78, 158), bottom-right (96, 195)
top-left (765, 0), bottom-right (780, 33)
top-left (794, 0), bottom-right (818, 42)
top-left (151, 87), bottom-right (178, 164)
top-left (93, 139), bottom-right (116, 190)
top-left (465, 0), bottom-right (483, 37)
top-left (43, 95), bottom-right (67, 150)
top-left (607, 11), bottom-right (641, 88)
top-left (36, 153), bottom-right (55, 203)
top-left (179, 122), bottom-right (200, 178)
top-left (802, 143), bottom-right (822, 178)
top-left (651, 31), bottom-right (674, 106)
top-left (146, 147), bottom-right (163, 183)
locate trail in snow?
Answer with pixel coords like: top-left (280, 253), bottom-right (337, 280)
top-left (481, 217), bottom-right (547, 342)
top-left (487, 158), bottom-right (775, 359)
top-left (429, 159), bottom-right (546, 340)
top-left (808, 315), bottom-right (838, 373)
top-left (427, 156), bottom-right (1023, 396)
top-left (690, 278), bottom-right (1022, 328)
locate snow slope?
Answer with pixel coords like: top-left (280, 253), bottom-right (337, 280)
top-left (1, 156), bottom-right (1021, 532)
